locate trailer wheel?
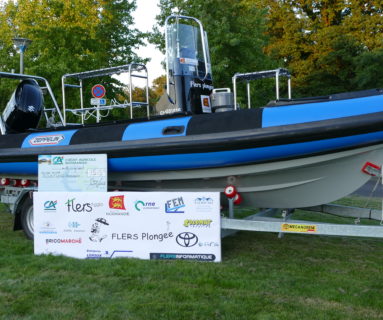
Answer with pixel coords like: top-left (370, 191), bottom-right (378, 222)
top-left (20, 197), bottom-right (34, 240)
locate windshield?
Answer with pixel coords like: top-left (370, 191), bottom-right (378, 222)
top-left (166, 22), bottom-right (212, 79)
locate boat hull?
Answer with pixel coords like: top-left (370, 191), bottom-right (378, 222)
top-left (109, 144), bottom-right (383, 208)
top-left (1, 90), bottom-right (383, 208)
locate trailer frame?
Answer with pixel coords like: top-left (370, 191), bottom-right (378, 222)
top-left (222, 200), bottom-right (383, 239)
top-left (1, 182), bottom-right (383, 241)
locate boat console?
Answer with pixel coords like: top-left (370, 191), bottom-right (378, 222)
top-left (162, 15), bottom-right (214, 115)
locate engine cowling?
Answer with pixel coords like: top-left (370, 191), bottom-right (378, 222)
top-left (2, 79), bottom-right (43, 133)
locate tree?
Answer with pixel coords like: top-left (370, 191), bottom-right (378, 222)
top-left (153, 0), bottom-right (278, 107)
top-left (0, 0), bottom-right (146, 115)
top-left (151, 75), bottom-right (166, 99)
top-left (262, 0), bottom-right (383, 96)
top-left (353, 49), bottom-right (383, 90)
top-left (152, 1), bottom-right (383, 102)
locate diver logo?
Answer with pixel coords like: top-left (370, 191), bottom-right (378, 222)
top-left (89, 218), bottom-right (109, 242)
top-left (165, 197), bottom-right (185, 213)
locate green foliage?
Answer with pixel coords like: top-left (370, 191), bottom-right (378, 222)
top-left (1, 0), bottom-right (383, 117)
top-left (297, 36), bottom-right (363, 96)
top-left (152, 74), bottom-right (166, 99)
top-left (153, 0), bottom-right (383, 104)
top-left (0, 0), bottom-right (146, 117)
top-left (353, 49), bottom-right (383, 90)
top-left (153, 0), bottom-right (383, 99)
top-left (263, 0), bottom-right (383, 96)
top-left (153, 0), bottom-right (278, 107)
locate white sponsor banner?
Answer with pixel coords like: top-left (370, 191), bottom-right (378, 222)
top-left (38, 154), bottom-right (107, 192)
top-left (34, 192), bottom-right (221, 262)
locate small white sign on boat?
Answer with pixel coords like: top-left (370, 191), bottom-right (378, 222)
top-left (38, 154), bottom-right (107, 192)
top-left (90, 98), bottom-right (106, 105)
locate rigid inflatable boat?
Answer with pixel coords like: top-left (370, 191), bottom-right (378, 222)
top-left (1, 15), bottom-right (383, 209)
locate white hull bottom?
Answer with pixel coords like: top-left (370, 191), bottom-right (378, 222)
top-left (110, 144), bottom-right (383, 208)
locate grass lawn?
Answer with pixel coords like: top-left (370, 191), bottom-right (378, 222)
top-left (0, 198), bottom-right (383, 320)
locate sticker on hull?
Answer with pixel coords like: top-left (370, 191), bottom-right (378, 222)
top-left (22, 130), bottom-right (77, 148)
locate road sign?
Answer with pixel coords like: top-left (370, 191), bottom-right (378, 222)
top-left (91, 84), bottom-right (106, 98)
top-left (90, 98), bottom-right (106, 105)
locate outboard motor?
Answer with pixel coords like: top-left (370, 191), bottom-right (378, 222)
top-left (163, 15), bottom-right (214, 114)
top-left (2, 79), bottom-right (43, 133)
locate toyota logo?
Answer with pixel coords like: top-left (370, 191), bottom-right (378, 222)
top-left (176, 232), bottom-right (198, 247)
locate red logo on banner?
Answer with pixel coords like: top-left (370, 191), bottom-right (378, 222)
top-left (109, 196), bottom-right (126, 210)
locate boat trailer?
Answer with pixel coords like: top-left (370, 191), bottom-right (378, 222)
top-left (1, 179), bottom-right (383, 240)
top-left (221, 183), bottom-right (383, 239)
top-left (221, 204), bottom-right (383, 239)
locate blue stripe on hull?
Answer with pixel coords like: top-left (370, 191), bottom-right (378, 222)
top-left (22, 130), bottom-right (78, 148)
top-left (0, 162), bottom-right (38, 175)
top-left (109, 131), bottom-right (383, 172)
top-left (262, 95), bottom-right (383, 127)
top-left (3, 131), bottom-right (383, 175)
top-left (122, 117), bottom-right (191, 140)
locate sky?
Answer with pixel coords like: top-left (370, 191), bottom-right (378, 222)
top-left (132, 0), bottom-right (165, 83)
